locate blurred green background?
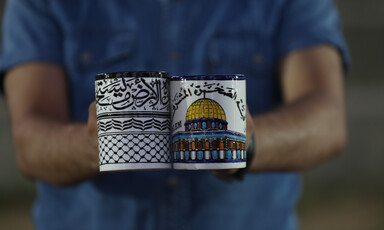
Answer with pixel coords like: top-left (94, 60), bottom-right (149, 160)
top-left (0, 0), bottom-right (383, 229)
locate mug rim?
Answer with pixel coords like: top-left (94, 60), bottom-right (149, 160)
top-left (170, 74), bottom-right (245, 81)
top-left (95, 71), bottom-right (169, 80)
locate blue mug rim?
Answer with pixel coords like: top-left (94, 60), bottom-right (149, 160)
top-left (170, 74), bottom-right (245, 81)
top-left (95, 71), bottom-right (169, 80)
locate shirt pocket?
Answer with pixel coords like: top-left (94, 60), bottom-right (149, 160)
top-left (64, 26), bottom-right (139, 75)
top-left (206, 32), bottom-right (276, 78)
top-left (206, 31), bottom-right (282, 113)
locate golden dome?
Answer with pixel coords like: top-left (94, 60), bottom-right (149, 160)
top-left (186, 98), bottom-right (226, 121)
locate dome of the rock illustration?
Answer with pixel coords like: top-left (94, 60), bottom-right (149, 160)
top-left (184, 98), bottom-right (227, 131)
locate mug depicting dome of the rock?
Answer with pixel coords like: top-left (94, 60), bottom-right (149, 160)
top-left (170, 75), bottom-right (247, 170)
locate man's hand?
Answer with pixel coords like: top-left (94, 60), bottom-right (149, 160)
top-left (245, 106), bottom-right (256, 150)
top-left (213, 45), bottom-right (346, 178)
top-left (247, 45), bottom-right (346, 172)
top-left (211, 106), bottom-right (255, 180)
top-left (5, 62), bottom-right (100, 186)
top-left (87, 101), bottom-right (99, 150)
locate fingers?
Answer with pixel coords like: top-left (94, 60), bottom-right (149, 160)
top-left (211, 168), bottom-right (238, 179)
top-left (211, 169), bottom-right (238, 175)
top-left (87, 101), bottom-right (98, 140)
top-left (88, 101), bottom-right (96, 119)
top-left (211, 168), bottom-right (241, 183)
top-left (245, 106), bottom-right (255, 149)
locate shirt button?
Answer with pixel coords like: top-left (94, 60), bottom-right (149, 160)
top-left (81, 51), bottom-right (92, 63)
top-left (169, 51), bottom-right (180, 62)
top-left (252, 53), bottom-right (264, 65)
top-left (167, 175), bottom-right (180, 188)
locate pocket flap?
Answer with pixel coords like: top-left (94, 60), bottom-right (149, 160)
top-left (65, 28), bottom-right (137, 72)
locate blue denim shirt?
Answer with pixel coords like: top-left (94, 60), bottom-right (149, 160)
top-left (0, 0), bottom-right (348, 229)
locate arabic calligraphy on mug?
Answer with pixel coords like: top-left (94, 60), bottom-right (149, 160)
top-left (96, 78), bottom-right (169, 113)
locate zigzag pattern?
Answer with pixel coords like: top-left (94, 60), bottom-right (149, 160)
top-left (98, 118), bottom-right (170, 132)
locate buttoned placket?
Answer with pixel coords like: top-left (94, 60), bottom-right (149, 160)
top-left (159, 0), bottom-right (183, 74)
top-left (157, 1), bottom-right (186, 229)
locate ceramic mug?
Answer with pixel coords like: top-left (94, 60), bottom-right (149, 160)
top-left (170, 75), bottom-right (247, 170)
top-left (95, 71), bottom-right (171, 171)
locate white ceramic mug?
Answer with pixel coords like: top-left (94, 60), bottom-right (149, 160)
top-left (95, 71), bottom-right (171, 171)
top-left (170, 75), bottom-right (247, 170)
